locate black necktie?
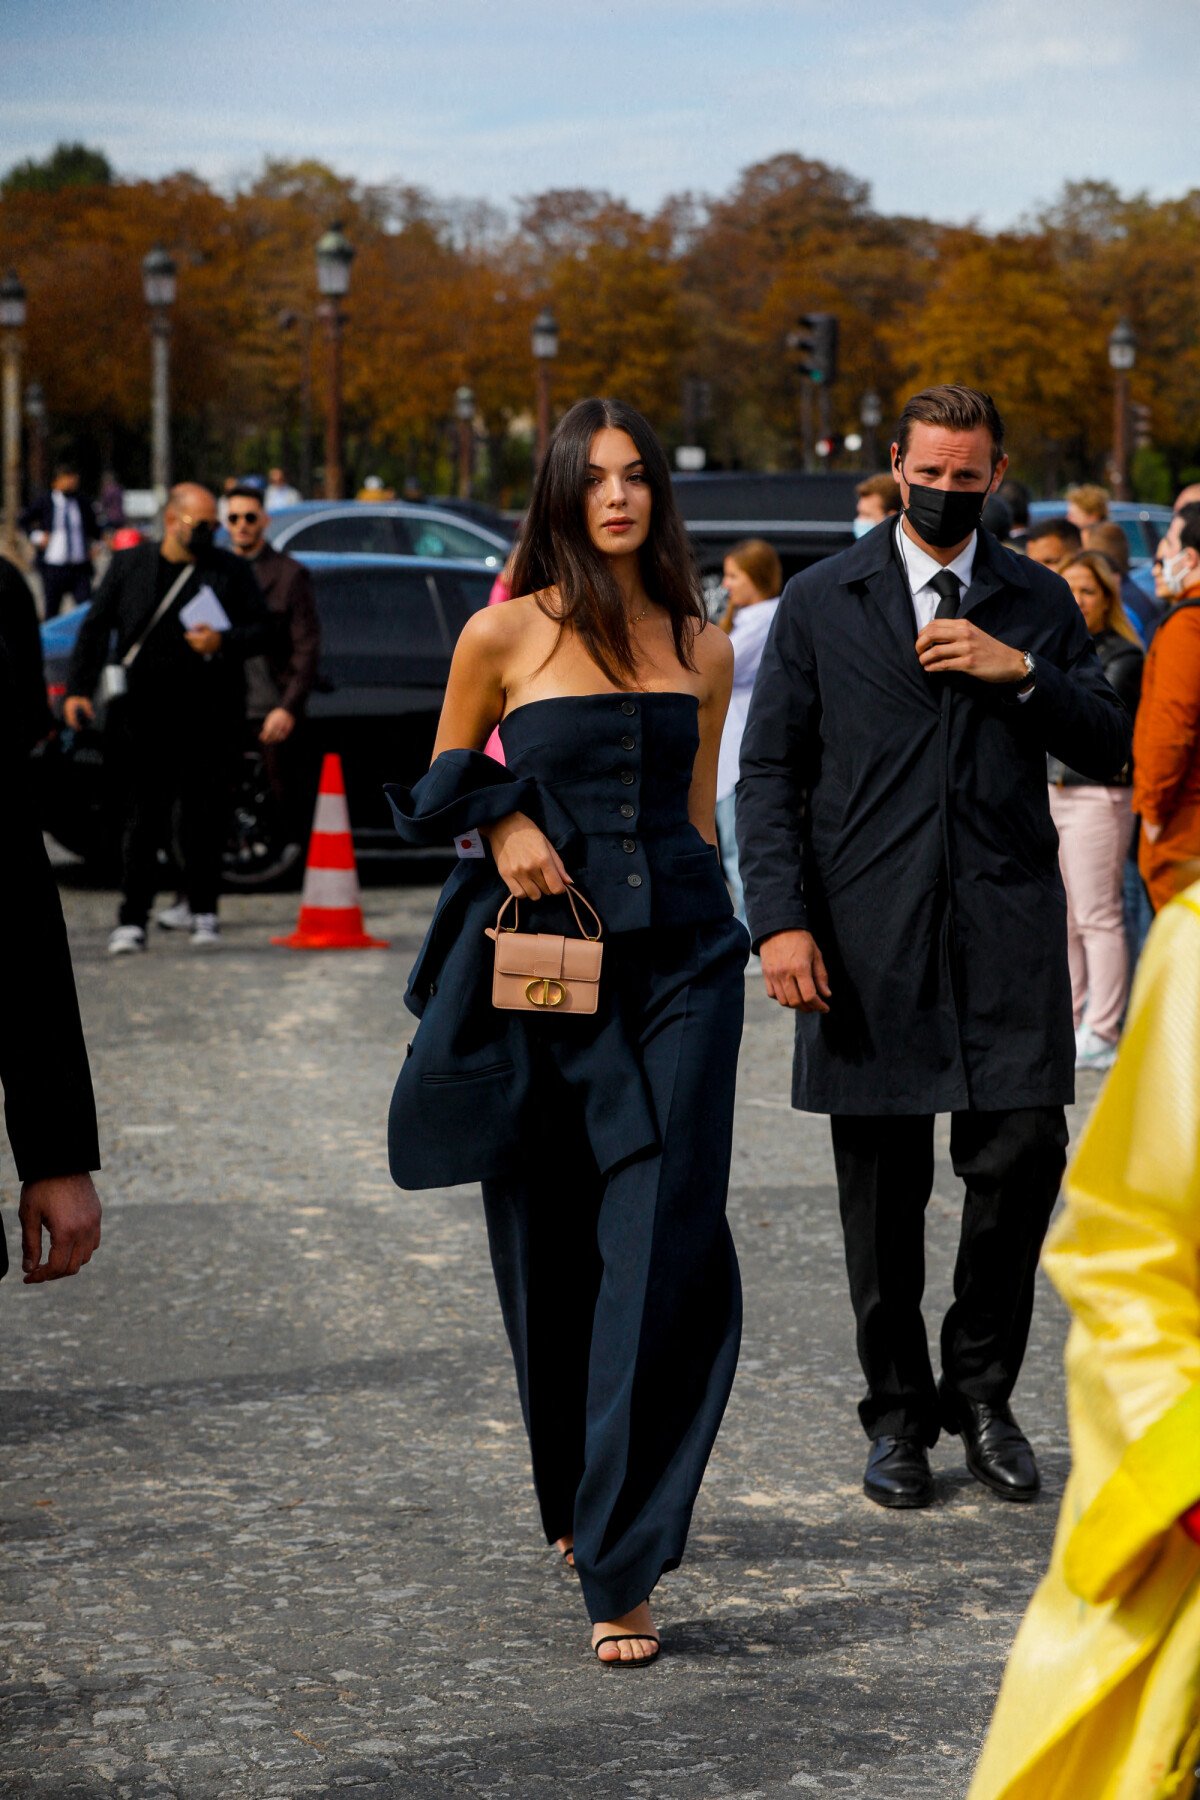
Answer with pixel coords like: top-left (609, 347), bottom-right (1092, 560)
top-left (930, 569), bottom-right (961, 619)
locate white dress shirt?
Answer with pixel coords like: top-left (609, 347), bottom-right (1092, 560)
top-left (46, 490), bottom-right (87, 566)
top-left (894, 519), bottom-right (977, 628)
top-left (717, 596), bottom-right (780, 800)
top-left (893, 516), bottom-right (1033, 699)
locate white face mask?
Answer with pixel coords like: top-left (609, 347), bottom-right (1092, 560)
top-left (852, 517), bottom-right (874, 539)
top-left (1161, 549), bottom-right (1194, 597)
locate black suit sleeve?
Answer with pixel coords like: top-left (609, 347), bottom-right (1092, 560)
top-left (67, 550), bottom-right (125, 698)
top-left (735, 576), bottom-right (820, 947)
top-left (215, 556), bottom-right (271, 662)
top-left (1023, 595), bottom-right (1133, 781)
top-left (0, 558), bottom-right (51, 748)
top-left (0, 644), bottom-right (99, 1189)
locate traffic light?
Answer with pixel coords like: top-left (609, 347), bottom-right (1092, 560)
top-left (1131, 402), bottom-right (1152, 450)
top-left (787, 312), bottom-right (838, 385)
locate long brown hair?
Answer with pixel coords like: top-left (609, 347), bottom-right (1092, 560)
top-left (509, 397), bottom-right (706, 688)
top-left (1059, 551), bottom-right (1141, 644)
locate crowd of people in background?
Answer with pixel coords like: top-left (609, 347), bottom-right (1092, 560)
top-left (4, 454), bottom-right (1200, 1055)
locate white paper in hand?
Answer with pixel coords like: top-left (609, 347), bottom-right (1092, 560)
top-left (179, 586), bottom-right (232, 633)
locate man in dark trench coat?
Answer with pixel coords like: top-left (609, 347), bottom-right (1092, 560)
top-left (737, 385), bottom-right (1131, 1509)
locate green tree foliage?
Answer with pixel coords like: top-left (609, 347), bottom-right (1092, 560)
top-left (2, 142), bottom-right (112, 195)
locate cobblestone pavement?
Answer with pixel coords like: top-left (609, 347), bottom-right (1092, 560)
top-left (0, 871), bottom-right (1105, 1799)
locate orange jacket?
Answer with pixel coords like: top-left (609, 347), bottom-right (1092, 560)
top-left (1132, 599), bottom-right (1200, 828)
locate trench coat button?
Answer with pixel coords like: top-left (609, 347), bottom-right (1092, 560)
top-left (620, 734), bottom-right (636, 751)
top-left (622, 838), bottom-right (637, 853)
top-left (620, 700), bottom-right (636, 715)
top-left (428, 980), bottom-right (438, 996)
top-left (619, 802), bottom-right (635, 818)
top-left (626, 872), bottom-right (643, 887)
top-left (620, 770), bottom-right (636, 784)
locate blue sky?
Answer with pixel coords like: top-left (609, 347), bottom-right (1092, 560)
top-left (1, 0), bottom-right (1191, 227)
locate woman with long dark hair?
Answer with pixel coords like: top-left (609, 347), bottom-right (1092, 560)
top-left (385, 397), bottom-right (747, 1666)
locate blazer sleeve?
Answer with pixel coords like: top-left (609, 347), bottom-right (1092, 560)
top-left (735, 576), bottom-right (821, 947)
top-left (1021, 597), bottom-right (1132, 783)
top-left (277, 561), bottom-right (321, 716)
top-left (1132, 609), bottom-right (1200, 826)
top-left (67, 550), bottom-right (124, 698)
top-left (0, 644), bottom-right (100, 1186)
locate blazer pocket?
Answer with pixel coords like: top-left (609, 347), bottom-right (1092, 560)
top-left (421, 1061), bottom-right (514, 1085)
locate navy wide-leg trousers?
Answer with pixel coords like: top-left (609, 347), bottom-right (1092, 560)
top-left (481, 918), bottom-right (746, 1624)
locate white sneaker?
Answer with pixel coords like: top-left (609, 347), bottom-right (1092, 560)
top-left (156, 900), bottom-right (195, 932)
top-left (190, 913), bottom-right (221, 948)
top-left (1075, 1024), bottom-right (1117, 1072)
top-left (108, 925), bottom-right (146, 956)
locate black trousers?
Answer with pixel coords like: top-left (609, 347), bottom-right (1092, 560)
top-left (830, 1108), bottom-right (1068, 1446)
top-left (41, 561), bottom-right (92, 618)
top-left (113, 719), bottom-right (235, 927)
top-left (481, 919), bottom-right (746, 1624)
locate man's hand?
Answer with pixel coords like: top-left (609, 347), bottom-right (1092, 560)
top-left (63, 695), bottom-right (95, 730)
top-left (760, 929), bottom-right (832, 1012)
top-left (259, 707), bottom-right (295, 746)
top-left (19, 1174), bottom-right (102, 1284)
top-left (482, 811), bottom-right (573, 901)
top-left (185, 625), bottom-right (222, 656)
top-left (915, 619), bottom-right (1028, 684)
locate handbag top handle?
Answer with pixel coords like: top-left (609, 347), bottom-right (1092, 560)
top-left (494, 886), bottom-right (603, 942)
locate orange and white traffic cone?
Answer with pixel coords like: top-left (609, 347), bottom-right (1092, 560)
top-left (271, 753), bottom-right (388, 951)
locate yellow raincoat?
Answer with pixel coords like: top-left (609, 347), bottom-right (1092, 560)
top-left (968, 883), bottom-right (1200, 1800)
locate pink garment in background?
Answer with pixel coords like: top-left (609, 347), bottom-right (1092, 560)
top-left (1047, 783), bottom-right (1134, 1041)
top-left (484, 572), bottom-right (511, 763)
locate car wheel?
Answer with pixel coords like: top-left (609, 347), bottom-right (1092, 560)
top-left (222, 749), bottom-right (305, 890)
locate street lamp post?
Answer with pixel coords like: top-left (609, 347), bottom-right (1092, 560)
top-left (455, 385), bottom-right (475, 500)
top-left (860, 389), bottom-right (883, 470)
top-left (142, 246), bottom-right (177, 512)
top-left (531, 307), bottom-right (558, 469)
top-left (1108, 318), bottom-right (1136, 502)
top-left (24, 380), bottom-right (46, 499)
top-left (315, 223), bottom-right (355, 500)
top-left (1, 269), bottom-right (27, 554)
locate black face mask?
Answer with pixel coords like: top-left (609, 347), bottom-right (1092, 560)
top-left (186, 520), bottom-right (216, 560)
top-left (898, 473), bottom-right (989, 550)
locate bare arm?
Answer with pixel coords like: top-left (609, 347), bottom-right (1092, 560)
top-left (431, 606), bottom-right (569, 899)
top-left (687, 625), bottom-right (734, 846)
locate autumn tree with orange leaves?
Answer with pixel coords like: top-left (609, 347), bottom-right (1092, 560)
top-left (3, 146), bottom-right (1200, 503)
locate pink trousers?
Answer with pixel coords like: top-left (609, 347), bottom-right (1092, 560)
top-left (1047, 784), bottom-right (1134, 1042)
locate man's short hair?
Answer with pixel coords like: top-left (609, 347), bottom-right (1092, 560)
top-left (896, 384), bottom-right (1005, 468)
top-left (998, 478), bottom-right (1030, 528)
top-left (226, 484), bottom-right (266, 509)
top-left (1066, 482), bottom-right (1109, 521)
top-left (856, 473), bottom-right (901, 513)
top-left (1081, 521), bottom-right (1130, 573)
top-left (54, 459), bottom-right (78, 478)
top-left (1177, 503), bottom-right (1200, 557)
top-left (1025, 516), bottom-right (1081, 552)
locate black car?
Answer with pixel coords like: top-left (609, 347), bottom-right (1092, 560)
top-left (671, 470), bottom-right (859, 589)
top-left (38, 554), bottom-right (496, 886)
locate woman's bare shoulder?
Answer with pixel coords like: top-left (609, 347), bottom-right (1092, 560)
top-left (693, 618), bottom-right (734, 678)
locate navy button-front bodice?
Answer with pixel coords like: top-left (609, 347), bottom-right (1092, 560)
top-left (498, 692), bottom-right (732, 933)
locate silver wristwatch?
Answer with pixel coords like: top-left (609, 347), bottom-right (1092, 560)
top-left (1017, 650), bottom-right (1036, 693)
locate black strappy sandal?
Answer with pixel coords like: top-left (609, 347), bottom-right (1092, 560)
top-left (558, 1544), bottom-right (576, 1571)
top-left (593, 1634), bottom-right (661, 1668)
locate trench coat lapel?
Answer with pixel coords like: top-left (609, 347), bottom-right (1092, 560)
top-left (836, 524), bottom-right (938, 711)
top-left (958, 527), bottom-right (1029, 617)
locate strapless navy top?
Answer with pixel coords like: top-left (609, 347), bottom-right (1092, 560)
top-left (498, 692), bottom-right (732, 933)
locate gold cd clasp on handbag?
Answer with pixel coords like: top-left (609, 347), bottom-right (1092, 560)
top-left (485, 888), bottom-right (604, 1015)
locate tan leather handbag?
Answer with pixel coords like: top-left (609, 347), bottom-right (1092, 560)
top-left (485, 888), bottom-right (604, 1015)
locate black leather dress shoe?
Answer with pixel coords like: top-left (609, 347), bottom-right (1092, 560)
top-left (863, 1435), bottom-right (935, 1509)
top-left (940, 1385), bottom-right (1040, 1501)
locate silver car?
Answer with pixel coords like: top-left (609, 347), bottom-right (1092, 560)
top-left (265, 501), bottom-right (509, 570)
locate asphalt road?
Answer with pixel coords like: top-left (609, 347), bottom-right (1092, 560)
top-left (0, 873), bottom-right (1104, 1799)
